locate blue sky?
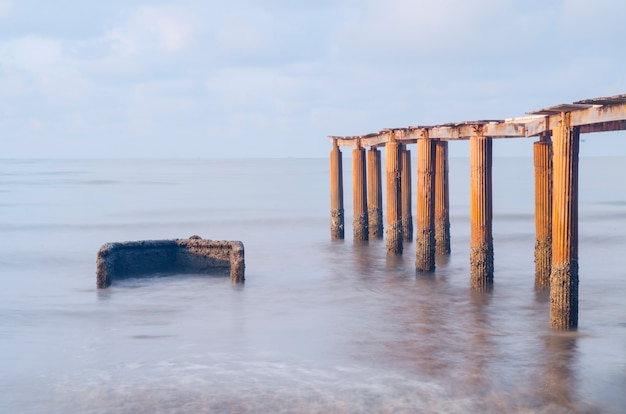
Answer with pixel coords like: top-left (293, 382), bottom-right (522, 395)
top-left (1, 0), bottom-right (626, 158)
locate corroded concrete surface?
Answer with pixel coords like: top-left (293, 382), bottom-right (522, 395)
top-left (550, 262), bottom-right (579, 330)
top-left (96, 236), bottom-right (244, 288)
top-left (368, 207), bottom-right (383, 239)
top-left (353, 214), bottom-right (369, 242)
top-left (534, 237), bottom-right (552, 289)
top-left (470, 243), bottom-right (494, 291)
top-left (415, 228), bottom-right (435, 272)
top-left (330, 208), bottom-right (344, 240)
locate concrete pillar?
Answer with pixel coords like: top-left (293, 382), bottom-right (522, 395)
top-left (367, 147), bottom-right (384, 239)
top-left (534, 136), bottom-right (552, 288)
top-left (550, 113), bottom-right (579, 330)
top-left (385, 137), bottom-right (403, 254)
top-left (416, 138), bottom-right (436, 272)
top-left (401, 146), bottom-right (413, 242)
top-left (330, 139), bottom-right (344, 240)
top-left (352, 143), bottom-right (368, 241)
top-left (470, 135), bottom-right (494, 290)
top-left (435, 140), bottom-right (451, 255)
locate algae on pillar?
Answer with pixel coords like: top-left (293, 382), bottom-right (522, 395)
top-left (534, 136), bottom-right (552, 289)
top-left (415, 137), bottom-right (436, 272)
top-left (550, 113), bottom-right (579, 330)
top-left (330, 139), bottom-right (344, 240)
top-left (385, 134), bottom-right (403, 254)
top-left (401, 146), bottom-right (413, 242)
top-left (434, 140), bottom-right (451, 255)
top-left (352, 142), bottom-right (368, 241)
top-left (367, 147), bottom-right (384, 239)
top-left (469, 134), bottom-right (494, 290)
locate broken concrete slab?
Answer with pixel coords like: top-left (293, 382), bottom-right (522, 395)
top-left (96, 236), bottom-right (244, 288)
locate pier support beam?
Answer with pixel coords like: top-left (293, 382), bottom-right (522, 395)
top-left (435, 140), bottom-right (451, 255)
top-left (367, 147), bottom-right (384, 239)
top-left (534, 135), bottom-right (552, 288)
top-left (352, 143), bottom-right (368, 241)
top-left (330, 139), bottom-right (344, 240)
top-left (550, 113), bottom-right (579, 330)
top-left (416, 138), bottom-right (436, 272)
top-left (401, 146), bottom-right (414, 242)
top-left (385, 136), bottom-right (403, 254)
top-left (470, 135), bottom-right (494, 290)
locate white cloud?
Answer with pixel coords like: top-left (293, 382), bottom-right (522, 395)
top-left (334, 0), bottom-right (509, 58)
top-left (0, 36), bottom-right (91, 101)
top-left (216, 11), bottom-right (274, 59)
top-left (1, 0), bottom-right (626, 158)
top-left (1, 36), bottom-right (62, 72)
top-left (105, 5), bottom-right (196, 57)
top-left (0, 0), bottom-right (11, 18)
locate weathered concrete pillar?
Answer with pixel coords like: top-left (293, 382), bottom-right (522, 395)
top-left (330, 139), bottom-right (344, 240)
top-left (401, 145), bottom-right (413, 242)
top-left (470, 135), bottom-right (494, 290)
top-left (367, 147), bottom-right (384, 239)
top-left (385, 136), bottom-right (403, 254)
top-left (416, 138), bottom-right (436, 272)
top-left (434, 140), bottom-right (451, 255)
top-left (534, 136), bottom-right (552, 289)
top-left (352, 142), bottom-right (368, 241)
top-left (550, 113), bottom-right (579, 330)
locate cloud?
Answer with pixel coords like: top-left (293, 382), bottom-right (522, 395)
top-left (216, 10), bottom-right (274, 60)
top-left (1, 36), bottom-right (62, 72)
top-left (105, 5), bottom-right (196, 57)
top-left (0, 0), bottom-right (11, 18)
top-left (1, 0), bottom-right (626, 158)
top-left (333, 0), bottom-right (509, 59)
top-left (0, 36), bottom-right (91, 101)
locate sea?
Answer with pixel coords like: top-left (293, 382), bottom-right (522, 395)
top-left (0, 157), bottom-right (625, 413)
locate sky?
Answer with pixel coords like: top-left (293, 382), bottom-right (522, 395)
top-left (1, 0), bottom-right (626, 158)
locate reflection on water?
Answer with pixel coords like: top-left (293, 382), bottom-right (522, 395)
top-left (539, 334), bottom-right (578, 410)
top-left (0, 158), bottom-right (625, 413)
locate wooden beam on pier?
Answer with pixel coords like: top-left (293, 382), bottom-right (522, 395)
top-left (401, 145), bottom-right (413, 242)
top-left (352, 142), bottom-right (368, 241)
top-left (416, 137), bottom-right (436, 272)
top-left (534, 136), bottom-right (552, 289)
top-left (527, 94), bottom-right (626, 136)
top-left (435, 140), bottom-right (451, 255)
top-left (329, 94), bottom-right (626, 148)
top-left (330, 131), bottom-right (390, 148)
top-left (385, 134), bottom-right (403, 254)
top-left (330, 139), bottom-right (344, 240)
top-left (550, 113), bottom-right (579, 330)
top-left (469, 134), bottom-right (494, 291)
top-left (367, 147), bottom-right (383, 239)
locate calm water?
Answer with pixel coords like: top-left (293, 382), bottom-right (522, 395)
top-left (1, 157), bottom-right (625, 413)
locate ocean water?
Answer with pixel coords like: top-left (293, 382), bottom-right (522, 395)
top-left (0, 157), bottom-right (625, 413)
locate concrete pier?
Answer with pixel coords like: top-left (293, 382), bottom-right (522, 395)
top-left (352, 143), bottom-right (368, 241)
top-left (550, 113), bottom-right (579, 330)
top-left (534, 136), bottom-right (552, 288)
top-left (415, 138), bottom-right (436, 272)
top-left (401, 146), bottom-right (413, 242)
top-left (330, 139), bottom-right (344, 240)
top-left (385, 136), bottom-right (403, 254)
top-left (367, 147), bottom-right (384, 239)
top-left (327, 93), bottom-right (626, 330)
top-left (469, 135), bottom-right (493, 290)
top-left (434, 140), bottom-right (451, 255)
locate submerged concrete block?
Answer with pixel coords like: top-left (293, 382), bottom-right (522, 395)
top-left (96, 236), bottom-right (245, 288)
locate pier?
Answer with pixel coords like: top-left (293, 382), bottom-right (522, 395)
top-left (327, 94), bottom-right (626, 330)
